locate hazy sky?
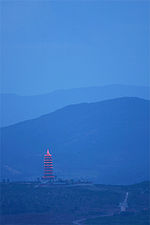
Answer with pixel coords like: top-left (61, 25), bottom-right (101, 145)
top-left (1, 1), bottom-right (149, 95)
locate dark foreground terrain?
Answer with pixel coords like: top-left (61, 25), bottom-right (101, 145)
top-left (0, 181), bottom-right (149, 225)
top-left (84, 210), bottom-right (150, 225)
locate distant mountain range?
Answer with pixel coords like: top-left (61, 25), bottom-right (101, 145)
top-left (1, 97), bottom-right (149, 184)
top-left (0, 84), bottom-right (149, 126)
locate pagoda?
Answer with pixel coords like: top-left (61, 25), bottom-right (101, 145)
top-left (43, 149), bottom-right (54, 180)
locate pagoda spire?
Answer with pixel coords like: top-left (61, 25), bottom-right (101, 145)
top-left (47, 149), bottom-right (51, 156)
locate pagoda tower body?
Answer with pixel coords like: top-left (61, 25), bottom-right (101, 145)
top-left (43, 149), bottom-right (54, 180)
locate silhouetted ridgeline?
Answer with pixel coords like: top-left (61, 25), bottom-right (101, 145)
top-left (0, 85), bottom-right (149, 126)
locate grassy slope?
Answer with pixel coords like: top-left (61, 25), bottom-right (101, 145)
top-left (0, 181), bottom-right (149, 225)
top-left (1, 183), bottom-right (124, 215)
top-left (85, 211), bottom-right (150, 225)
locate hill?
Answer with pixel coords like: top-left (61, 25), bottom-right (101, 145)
top-left (1, 181), bottom-right (149, 225)
top-left (0, 84), bottom-right (149, 126)
top-left (1, 97), bottom-right (149, 184)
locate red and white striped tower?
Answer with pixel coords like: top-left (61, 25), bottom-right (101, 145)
top-left (43, 149), bottom-right (54, 180)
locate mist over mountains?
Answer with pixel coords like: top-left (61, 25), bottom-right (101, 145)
top-left (0, 85), bottom-right (149, 127)
top-left (1, 97), bottom-right (149, 184)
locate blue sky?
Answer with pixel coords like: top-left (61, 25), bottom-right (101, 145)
top-left (1, 1), bottom-right (149, 95)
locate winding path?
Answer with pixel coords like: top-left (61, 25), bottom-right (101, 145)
top-left (72, 192), bottom-right (129, 225)
top-left (72, 213), bottom-right (114, 225)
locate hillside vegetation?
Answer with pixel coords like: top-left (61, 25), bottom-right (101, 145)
top-left (1, 97), bottom-right (149, 184)
top-left (0, 181), bottom-right (149, 225)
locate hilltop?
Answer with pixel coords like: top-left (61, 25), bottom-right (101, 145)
top-left (0, 84), bottom-right (149, 126)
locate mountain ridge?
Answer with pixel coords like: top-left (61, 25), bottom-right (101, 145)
top-left (2, 96), bottom-right (148, 128)
top-left (0, 84), bottom-right (149, 127)
top-left (1, 97), bottom-right (149, 184)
